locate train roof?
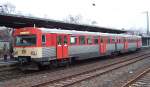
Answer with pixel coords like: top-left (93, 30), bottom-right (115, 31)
top-left (40, 28), bottom-right (100, 35)
top-left (39, 28), bottom-right (140, 38)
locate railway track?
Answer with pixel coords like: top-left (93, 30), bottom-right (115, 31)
top-left (0, 50), bottom-right (146, 82)
top-left (0, 49), bottom-right (149, 87)
top-left (32, 52), bottom-right (150, 87)
top-left (121, 68), bottom-right (150, 87)
top-left (0, 66), bottom-right (17, 72)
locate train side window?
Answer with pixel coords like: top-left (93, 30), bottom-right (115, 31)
top-left (107, 37), bottom-right (110, 43)
top-left (122, 38), bottom-right (123, 42)
top-left (64, 36), bottom-right (68, 44)
top-left (87, 36), bottom-right (92, 44)
top-left (79, 36), bottom-right (85, 45)
top-left (70, 36), bottom-right (77, 45)
top-left (119, 39), bottom-right (121, 43)
top-left (112, 38), bottom-right (115, 43)
top-left (120, 38), bottom-right (122, 43)
top-left (100, 37), bottom-right (103, 43)
top-left (42, 35), bottom-right (46, 45)
top-left (117, 38), bottom-right (120, 43)
top-left (94, 36), bottom-right (98, 44)
top-left (124, 38), bottom-right (126, 42)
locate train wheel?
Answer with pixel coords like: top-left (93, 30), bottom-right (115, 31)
top-left (69, 57), bottom-right (76, 65)
top-left (18, 62), bottom-right (40, 71)
top-left (37, 63), bottom-right (44, 70)
top-left (57, 59), bottom-right (69, 67)
top-left (50, 60), bottom-right (59, 68)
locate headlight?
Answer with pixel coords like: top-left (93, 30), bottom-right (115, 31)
top-left (22, 49), bottom-right (26, 54)
top-left (31, 51), bottom-right (37, 55)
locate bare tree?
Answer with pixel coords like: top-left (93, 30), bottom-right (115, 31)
top-left (63, 14), bottom-right (83, 24)
top-left (63, 14), bottom-right (98, 26)
top-left (91, 20), bottom-right (97, 25)
top-left (126, 27), bottom-right (145, 35)
top-left (0, 2), bottom-right (16, 14)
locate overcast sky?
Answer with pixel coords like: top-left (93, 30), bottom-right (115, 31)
top-left (1, 0), bottom-right (150, 32)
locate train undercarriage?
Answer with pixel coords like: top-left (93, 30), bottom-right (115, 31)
top-left (17, 56), bottom-right (73, 71)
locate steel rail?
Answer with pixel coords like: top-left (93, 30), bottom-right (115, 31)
top-left (32, 52), bottom-right (150, 87)
top-left (121, 68), bottom-right (150, 87)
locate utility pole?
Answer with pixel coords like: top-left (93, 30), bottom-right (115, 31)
top-left (146, 11), bottom-right (149, 35)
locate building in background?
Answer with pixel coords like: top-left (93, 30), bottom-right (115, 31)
top-left (0, 27), bottom-right (12, 58)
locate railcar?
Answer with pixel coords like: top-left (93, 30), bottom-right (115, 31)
top-left (13, 27), bottom-right (142, 70)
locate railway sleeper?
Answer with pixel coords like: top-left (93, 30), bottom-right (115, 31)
top-left (18, 62), bottom-right (39, 71)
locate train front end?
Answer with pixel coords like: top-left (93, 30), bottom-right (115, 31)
top-left (13, 27), bottom-right (43, 70)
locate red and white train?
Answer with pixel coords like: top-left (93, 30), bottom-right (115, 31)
top-left (13, 27), bottom-right (142, 69)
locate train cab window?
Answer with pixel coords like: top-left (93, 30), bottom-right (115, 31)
top-left (70, 36), bottom-right (77, 45)
top-left (57, 36), bottom-right (62, 45)
top-left (42, 35), bottom-right (46, 45)
top-left (94, 36), bottom-right (98, 44)
top-left (79, 36), bottom-right (85, 45)
top-left (15, 35), bottom-right (36, 46)
top-left (87, 36), bottom-right (92, 44)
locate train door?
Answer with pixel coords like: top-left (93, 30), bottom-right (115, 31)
top-left (56, 34), bottom-right (69, 59)
top-left (115, 37), bottom-right (117, 51)
top-left (124, 37), bottom-right (128, 50)
top-left (137, 38), bottom-right (140, 48)
top-left (136, 38), bottom-right (138, 48)
top-left (100, 37), bottom-right (107, 54)
top-left (104, 37), bottom-right (107, 53)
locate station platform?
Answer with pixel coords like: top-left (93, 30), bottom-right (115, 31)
top-left (142, 45), bottom-right (150, 47)
top-left (141, 46), bottom-right (150, 50)
top-left (0, 58), bottom-right (18, 68)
